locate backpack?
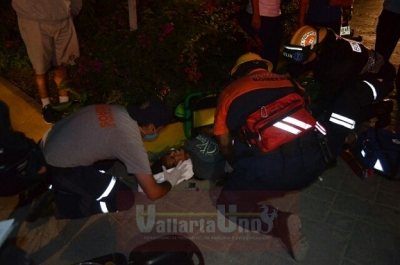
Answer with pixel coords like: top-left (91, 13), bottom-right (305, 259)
top-left (239, 82), bottom-right (316, 153)
top-left (354, 128), bottom-right (400, 180)
top-left (0, 130), bottom-right (46, 196)
top-left (184, 134), bottom-right (226, 180)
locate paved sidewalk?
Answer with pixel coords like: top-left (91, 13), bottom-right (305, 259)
top-left (1, 0), bottom-right (400, 264)
top-left (0, 76), bottom-right (51, 142)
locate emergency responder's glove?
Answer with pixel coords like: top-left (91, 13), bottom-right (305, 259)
top-left (163, 161), bottom-right (189, 186)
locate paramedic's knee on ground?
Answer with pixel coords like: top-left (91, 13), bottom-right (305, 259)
top-left (321, 72), bottom-right (395, 157)
top-left (50, 164), bottom-right (135, 219)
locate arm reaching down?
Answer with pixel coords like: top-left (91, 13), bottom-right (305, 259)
top-left (217, 133), bottom-right (236, 168)
top-left (134, 173), bottom-right (172, 200)
top-left (136, 160), bottom-right (190, 200)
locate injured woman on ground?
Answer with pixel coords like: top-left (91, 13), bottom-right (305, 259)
top-left (150, 134), bottom-right (229, 183)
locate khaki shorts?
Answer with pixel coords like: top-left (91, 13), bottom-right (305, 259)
top-left (17, 17), bottom-right (80, 74)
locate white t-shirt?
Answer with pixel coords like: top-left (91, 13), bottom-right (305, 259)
top-left (42, 104), bottom-right (152, 176)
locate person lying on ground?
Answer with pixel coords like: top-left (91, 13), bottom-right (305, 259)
top-left (150, 134), bottom-right (228, 183)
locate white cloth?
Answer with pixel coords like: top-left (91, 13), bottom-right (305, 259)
top-left (138, 159), bottom-right (194, 193)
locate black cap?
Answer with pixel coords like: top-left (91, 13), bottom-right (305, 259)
top-left (127, 100), bottom-right (173, 127)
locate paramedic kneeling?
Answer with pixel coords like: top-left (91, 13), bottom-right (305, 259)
top-left (213, 52), bottom-right (394, 261)
top-left (40, 100), bottom-right (188, 219)
top-left (283, 26), bottom-right (395, 125)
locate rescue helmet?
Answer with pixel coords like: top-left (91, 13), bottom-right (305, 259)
top-left (282, 26), bottom-right (328, 64)
top-left (230, 52), bottom-right (273, 78)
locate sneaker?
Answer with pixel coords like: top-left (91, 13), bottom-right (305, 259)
top-left (42, 104), bottom-right (59, 124)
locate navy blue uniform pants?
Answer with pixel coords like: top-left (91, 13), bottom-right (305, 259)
top-left (217, 69), bottom-right (395, 228)
top-left (49, 162), bottom-right (134, 219)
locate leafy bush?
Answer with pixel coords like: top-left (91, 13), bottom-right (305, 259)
top-left (0, 1), bottom-right (31, 71)
top-left (67, 0), bottom-right (248, 107)
top-left (0, 0), bottom-right (299, 109)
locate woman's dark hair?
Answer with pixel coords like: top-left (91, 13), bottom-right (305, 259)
top-left (127, 100), bottom-right (173, 127)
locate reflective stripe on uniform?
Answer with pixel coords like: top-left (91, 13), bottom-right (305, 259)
top-left (374, 159), bottom-right (384, 171)
top-left (329, 113), bottom-right (356, 129)
top-left (99, 201), bottom-right (109, 213)
top-left (363, 80), bottom-right (377, 100)
top-left (315, 121), bottom-right (327, 135)
top-left (284, 45), bottom-right (303, 51)
top-left (96, 176), bottom-right (117, 201)
top-left (361, 149), bottom-right (384, 172)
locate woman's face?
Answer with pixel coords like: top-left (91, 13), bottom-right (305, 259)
top-left (162, 147), bottom-right (189, 169)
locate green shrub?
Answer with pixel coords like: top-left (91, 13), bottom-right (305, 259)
top-left (69, 0), bottom-right (248, 107)
top-left (0, 0), bottom-right (299, 110)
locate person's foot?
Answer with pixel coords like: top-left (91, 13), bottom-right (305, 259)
top-left (25, 189), bottom-right (55, 222)
top-left (273, 211), bottom-right (309, 261)
top-left (42, 104), bottom-right (60, 124)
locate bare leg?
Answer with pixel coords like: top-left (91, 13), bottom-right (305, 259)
top-left (35, 73), bottom-right (49, 100)
top-left (53, 65), bottom-right (68, 97)
top-left (37, 71), bottom-right (58, 123)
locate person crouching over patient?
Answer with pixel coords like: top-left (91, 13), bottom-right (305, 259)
top-left (39, 100), bottom-right (189, 220)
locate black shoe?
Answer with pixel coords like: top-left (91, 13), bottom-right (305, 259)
top-left (374, 100), bottom-right (393, 128)
top-left (25, 189), bottom-right (55, 222)
top-left (375, 112), bottom-right (392, 128)
top-left (375, 99), bottom-right (393, 114)
top-left (42, 104), bottom-right (60, 124)
top-left (358, 99), bottom-right (393, 125)
top-left (17, 177), bottom-right (49, 208)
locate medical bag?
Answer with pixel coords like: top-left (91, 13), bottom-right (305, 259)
top-left (176, 78), bottom-right (320, 140)
top-left (354, 127), bottom-right (400, 180)
top-left (240, 83), bottom-right (316, 153)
